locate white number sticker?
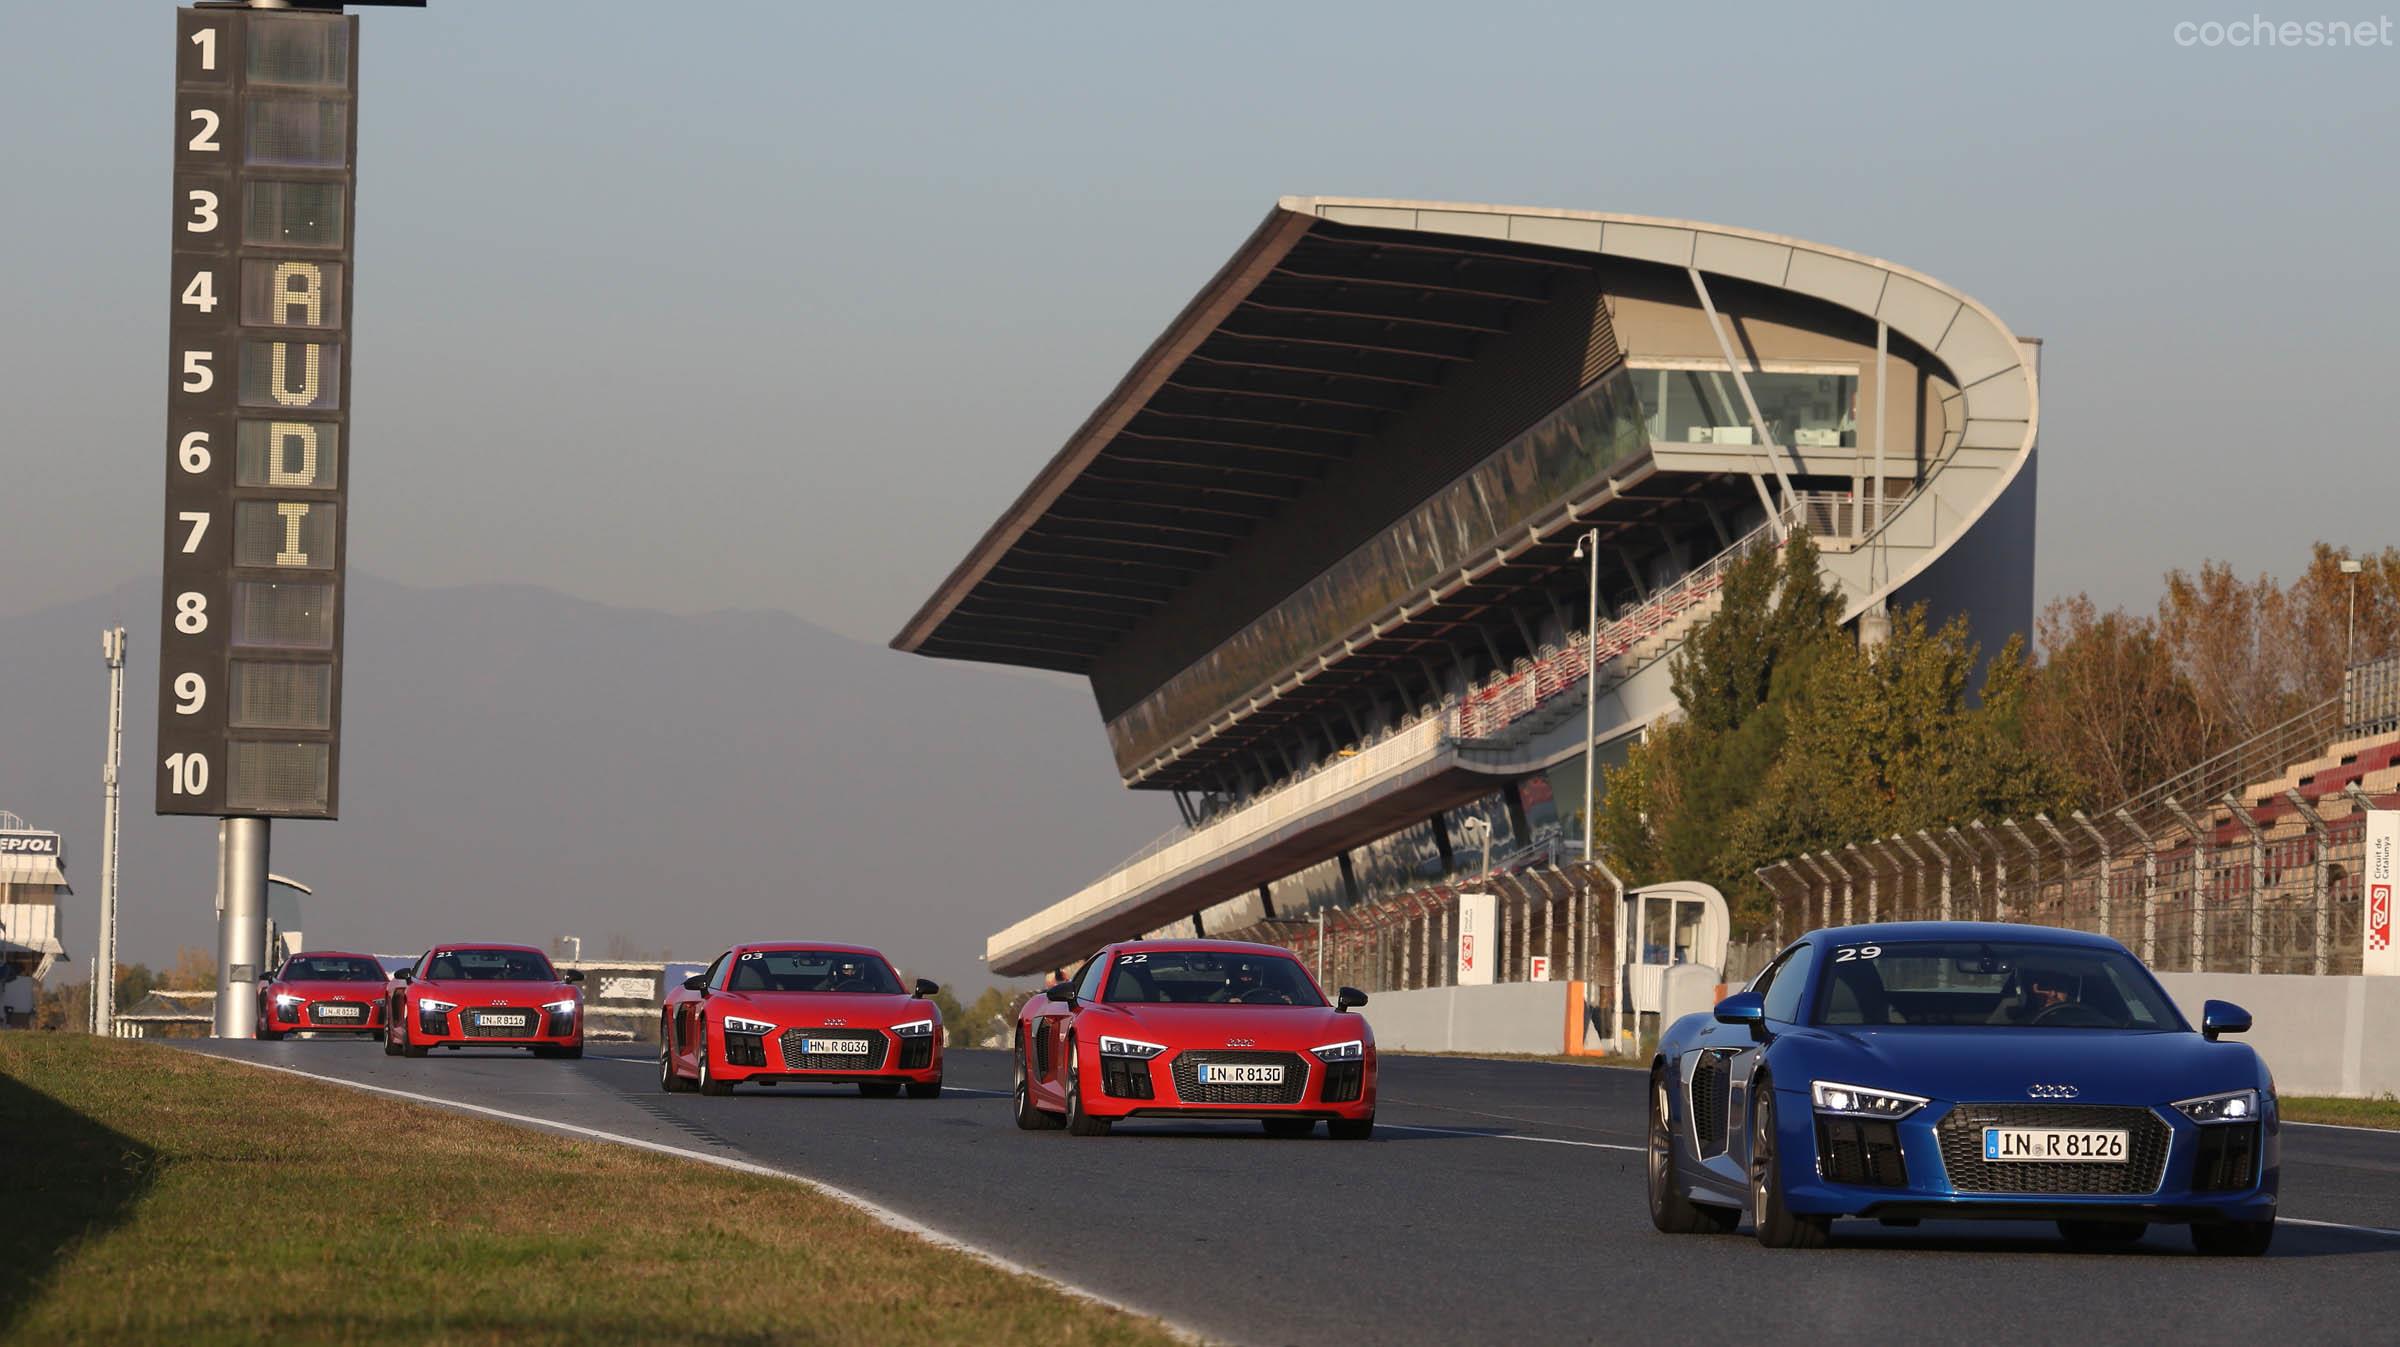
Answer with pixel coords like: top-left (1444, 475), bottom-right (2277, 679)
top-left (165, 751), bottom-right (209, 795)
top-left (174, 592), bottom-right (208, 634)
top-left (177, 431), bottom-right (211, 473)
top-left (173, 672), bottom-right (207, 715)
top-left (180, 350), bottom-right (214, 392)
top-left (1833, 945), bottom-right (1883, 962)
top-left (177, 511), bottom-right (210, 553)
top-left (738, 951), bottom-right (763, 960)
top-left (186, 108), bottom-right (221, 153)
top-left (186, 189), bottom-right (218, 234)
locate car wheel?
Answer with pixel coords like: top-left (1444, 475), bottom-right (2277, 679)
top-left (1750, 1078), bottom-right (1829, 1248)
top-left (1063, 1040), bottom-right (1110, 1136)
top-left (2059, 1220), bottom-right (2146, 1247)
top-left (1014, 1037), bottom-right (1062, 1131)
top-left (1262, 1118), bottom-right (1316, 1139)
top-left (258, 1026), bottom-right (283, 1042)
top-left (697, 1041), bottom-right (732, 1096)
top-left (906, 1079), bottom-right (943, 1100)
top-left (369, 1029), bottom-right (386, 1043)
top-left (1650, 1066), bottom-right (1740, 1234)
top-left (660, 1033), bottom-right (694, 1093)
top-left (859, 1082), bottom-right (903, 1098)
top-left (1327, 1116), bottom-right (1375, 1141)
top-left (383, 1014), bottom-right (402, 1056)
top-left (398, 1013), bottom-right (429, 1058)
top-left (2191, 1219), bottom-right (2274, 1257)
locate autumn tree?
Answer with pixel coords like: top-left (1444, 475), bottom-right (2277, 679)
top-left (2024, 596), bottom-right (2203, 806)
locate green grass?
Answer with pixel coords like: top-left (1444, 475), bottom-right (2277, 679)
top-left (0, 1034), bottom-right (1182, 1346)
top-left (2279, 1092), bottom-right (2400, 1129)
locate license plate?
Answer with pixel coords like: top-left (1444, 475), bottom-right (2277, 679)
top-left (1984, 1127), bottom-right (2127, 1162)
top-left (477, 1012), bottom-right (529, 1029)
top-left (1199, 1063), bottom-right (1284, 1085)
top-left (315, 1005), bottom-right (361, 1019)
top-left (803, 1038), bottom-right (871, 1055)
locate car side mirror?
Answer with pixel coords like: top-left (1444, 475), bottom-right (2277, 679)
top-left (914, 978), bottom-right (940, 999)
top-left (1044, 983), bottom-right (1076, 1005)
top-left (563, 969), bottom-right (584, 983)
top-left (682, 974), bottom-right (709, 992)
top-left (1337, 986), bottom-right (1368, 1012)
top-left (1714, 990), bottom-right (1769, 1042)
top-left (394, 971), bottom-right (413, 983)
top-left (2201, 999), bottom-right (2252, 1041)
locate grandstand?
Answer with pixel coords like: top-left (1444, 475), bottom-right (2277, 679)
top-left (897, 197), bottom-right (2042, 982)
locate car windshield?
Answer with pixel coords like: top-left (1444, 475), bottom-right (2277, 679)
top-left (280, 956), bottom-right (384, 982)
top-left (427, 949), bottom-right (555, 981)
top-left (1103, 951), bottom-right (1325, 1007)
top-left (1813, 939), bottom-right (2185, 1031)
top-left (728, 950), bottom-right (902, 994)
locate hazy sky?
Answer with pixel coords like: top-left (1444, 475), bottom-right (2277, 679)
top-left (4, 0), bottom-right (2395, 640)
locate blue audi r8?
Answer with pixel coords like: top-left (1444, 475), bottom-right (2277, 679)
top-left (1647, 921), bottom-right (2277, 1254)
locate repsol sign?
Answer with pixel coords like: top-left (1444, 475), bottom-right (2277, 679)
top-left (0, 832), bottom-right (62, 856)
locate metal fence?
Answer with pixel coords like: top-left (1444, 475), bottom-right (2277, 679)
top-left (1754, 701), bottom-right (2397, 976)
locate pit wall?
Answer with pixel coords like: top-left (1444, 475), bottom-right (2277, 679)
top-left (1363, 981), bottom-right (1586, 1056)
top-left (2155, 973), bottom-right (2400, 1098)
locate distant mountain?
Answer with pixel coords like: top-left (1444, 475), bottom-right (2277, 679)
top-left (0, 576), bottom-right (1164, 991)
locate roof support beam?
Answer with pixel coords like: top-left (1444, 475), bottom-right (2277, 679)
top-left (1687, 265), bottom-right (1798, 535)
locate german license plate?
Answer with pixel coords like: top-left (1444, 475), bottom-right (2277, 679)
top-left (477, 1012), bottom-right (529, 1029)
top-left (1984, 1127), bottom-right (2127, 1162)
top-left (804, 1038), bottom-right (871, 1055)
top-left (1199, 1063), bottom-right (1284, 1085)
top-left (315, 1005), bottom-right (361, 1019)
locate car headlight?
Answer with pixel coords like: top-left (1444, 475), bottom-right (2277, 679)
top-left (419, 998), bottom-right (457, 1013)
top-left (721, 1016), bottom-right (774, 1035)
top-left (2172, 1088), bottom-right (2260, 1124)
top-left (891, 1018), bottom-right (935, 1039)
top-left (273, 993), bottom-right (303, 1008)
top-left (1811, 1080), bottom-right (1928, 1119)
top-left (1098, 1035), bottom-right (1166, 1059)
top-left (1312, 1039), bottom-right (1366, 1063)
top-left (543, 998), bottom-right (579, 1015)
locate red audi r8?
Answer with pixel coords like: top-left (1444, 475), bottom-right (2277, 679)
top-left (383, 944), bottom-right (585, 1058)
top-left (1013, 939), bottom-right (1376, 1138)
top-left (659, 943), bottom-right (944, 1098)
top-left (257, 950), bottom-right (389, 1040)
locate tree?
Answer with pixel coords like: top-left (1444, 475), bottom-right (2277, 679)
top-left (2024, 596), bottom-right (2203, 807)
top-left (160, 945), bottom-right (216, 991)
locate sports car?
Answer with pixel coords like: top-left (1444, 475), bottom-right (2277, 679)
top-left (1648, 921), bottom-right (2277, 1254)
top-left (383, 943), bottom-right (585, 1058)
top-left (1013, 939), bottom-right (1376, 1139)
top-left (256, 950), bottom-right (388, 1040)
top-left (658, 943), bottom-right (943, 1098)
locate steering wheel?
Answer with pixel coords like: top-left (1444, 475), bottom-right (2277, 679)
top-left (1230, 987), bottom-right (1292, 1005)
top-left (2027, 1001), bottom-right (2115, 1028)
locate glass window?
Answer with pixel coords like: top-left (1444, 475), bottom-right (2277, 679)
top-left (1761, 944), bottom-right (1817, 1024)
top-left (1633, 366), bottom-right (1858, 451)
top-left (1102, 950), bottom-right (1326, 1007)
top-left (728, 950), bottom-right (901, 994)
top-left (1812, 941), bottom-right (2185, 1030)
top-left (427, 948), bottom-right (555, 982)
top-left (1075, 956), bottom-right (1110, 1003)
top-left (278, 955), bottom-right (382, 982)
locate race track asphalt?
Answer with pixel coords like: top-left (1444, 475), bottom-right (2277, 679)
top-left (173, 1040), bottom-right (2400, 1346)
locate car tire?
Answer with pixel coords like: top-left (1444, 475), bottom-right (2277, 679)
top-left (2059, 1220), bottom-right (2146, 1247)
top-left (906, 1079), bottom-right (943, 1099)
top-left (370, 1030), bottom-right (386, 1043)
top-left (1750, 1078), bottom-right (1829, 1249)
top-left (258, 1027), bottom-right (283, 1042)
top-left (2191, 1219), bottom-right (2274, 1257)
top-left (859, 1082), bottom-right (904, 1098)
top-left (560, 1044), bottom-right (583, 1060)
top-left (1014, 1037), bottom-right (1062, 1131)
top-left (660, 1033), bottom-right (694, 1093)
top-left (696, 1041), bottom-right (733, 1096)
top-left (383, 1018), bottom-right (402, 1056)
top-left (1327, 1116), bottom-right (1375, 1141)
top-left (1650, 1066), bottom-right (1740, 1234)
top-left (1263, 1118), bottom-right (1317, 1139)
top-left (1063, 1041), bottom-right (1110, 1136)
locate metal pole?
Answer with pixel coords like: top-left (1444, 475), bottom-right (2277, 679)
top-left (1970, 822), bottom-right (2007, 922)
top-left (2163, 797), bottom-right (2210, 972)
top-left (95, 627), bottom-right (127, 1038)
top-left (1848, 843), bottom-right (1876, 923)
top-left (215, 816), bottom-right (270, 1037)
top-left (1578, 527), bottom-right (1601, 875)
top-left (1873, 320), bottom-right (1889, 536)
top-left (2222, 793), bottom-right (2267, 975)
top-left (1591, 856), bottom-right (1627, 1051)
top-left (1315, 907), bottom-right (1325, 985)
top-left (2285, 791), bottom-right (2333, 976)
top-left (2116, 808), bottom-right (2160, 965)
top-left (2070, 812), bottom-right (2115, 941)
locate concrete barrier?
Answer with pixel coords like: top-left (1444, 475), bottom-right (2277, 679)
top-left (1364, 981), bottom-right (1582, 1056)
top-left (2156, 973), bottom-right (2400, 1098)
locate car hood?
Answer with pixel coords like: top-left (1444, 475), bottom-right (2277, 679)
top-left (272, 980), bottom-right (387, 998)
top-left (1089, 1002), bottom-right (1368, 1050)
top-left (414, 979), bottom-right (574, 1001)
top-left (709, 991), bottom-right (933, 1027)
top-left (1781, 1025), bottom-right (2263, 1105)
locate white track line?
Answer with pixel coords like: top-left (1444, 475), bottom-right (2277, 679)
top-left (202, 1055), bottom-right (1206, 1344)
top-left (2281, 1216), bottom-right (2400, 1238)
top-left (1377, 1122), bottom-right (1643, 1152)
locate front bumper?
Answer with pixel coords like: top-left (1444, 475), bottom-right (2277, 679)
top-left (1079, 1045), bottom-right (1377, 1121)
top-left (1773, 1086), bottom-right (2279, 1224)
top-left (711, 1024), bottom-right (943, 1085)
top-left (412, 1004), bottom-right (581, 1047)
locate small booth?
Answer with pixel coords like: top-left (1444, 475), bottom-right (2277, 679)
top-left (1614, 880), bottom-right (1731, 1050)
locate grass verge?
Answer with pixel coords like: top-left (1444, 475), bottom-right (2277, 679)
top-left (0, 1034), bottom-right (1182, 1346)
top-left (2280, 1092), bottom-right (2400, 1129)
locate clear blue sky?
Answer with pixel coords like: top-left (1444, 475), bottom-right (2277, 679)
top-left (4, 0), bottom-right (2394, 638)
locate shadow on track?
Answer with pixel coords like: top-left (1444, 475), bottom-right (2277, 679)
top-left (1813, 1219), bottom-right (2400, 1260)
top-left (0, 1070), bottom-right (160, 1336)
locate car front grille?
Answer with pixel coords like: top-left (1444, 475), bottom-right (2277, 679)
top-left (1818, 1117), bottom-right (1908, 1186)
top-left (1935, 1104), bottom-right (2171, 1195)
top-left (1321, 1060), bottom-right (1365, 1103)
top-left (1169, 1051), bottom-right (1308, 1105)
top-left (462, 1007), bottom-right (539, 1037)
top-left (778, 1028), bottom-right (887, 1071)
top-left (1690, 1053), bottom-right (1731, 1155)
top-left (2191, 1123), bottom-right (2261, 1192)
top-left (897, 1038), bottom-right (934, 1071)
top-left (308, 1001), bottom-right (370, 1026)
top-left (1100, 1055), bottom-right (1155, 1099)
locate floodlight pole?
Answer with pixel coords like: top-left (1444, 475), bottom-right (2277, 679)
top-left (95, 628), bottom-right (127, 1038)
top-left (1573, 527), bottom-right (1602, 875)
top-left (215, 818), bottom-right (270, 1037)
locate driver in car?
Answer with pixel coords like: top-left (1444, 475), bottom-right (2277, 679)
top-left (1992, 966), bottom-right (2075, 1023)
top-left (1208, 961), bottom-right (1263, 1003)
